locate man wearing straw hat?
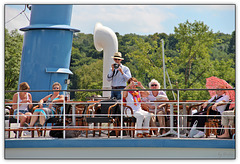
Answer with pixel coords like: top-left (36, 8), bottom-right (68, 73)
top-left (107, 52), bottom-right (132, 100)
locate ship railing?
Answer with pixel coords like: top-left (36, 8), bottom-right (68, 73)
top-left (4, 88), bottom-right (235, 139)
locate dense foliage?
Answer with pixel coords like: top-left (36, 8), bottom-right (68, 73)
top-left (5, 29), bottom-right (23, 99)
top-left (5, 20), bottom-right (235, 101)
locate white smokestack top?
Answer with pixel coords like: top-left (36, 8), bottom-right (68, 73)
top-left (94, 22), bottom-right (118, 97)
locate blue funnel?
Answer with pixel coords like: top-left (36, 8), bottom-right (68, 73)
top-left (19, 5), bottom-right (79, 101)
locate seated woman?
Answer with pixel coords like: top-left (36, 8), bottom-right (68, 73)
top-left (142, 79), bottom-right (169, 136)
top-left (189, 85), bottom-right (230, 138)
top-left (217, 110), bottom-right (235, 139)
top-left (29, 82), bottom-right (64, 127)
top-left (12, 82), bottom-right (33, 127)
top-left (123, 77), bottom-right (151, 138)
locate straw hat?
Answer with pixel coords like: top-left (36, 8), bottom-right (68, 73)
top-left (111, 52), bottom-right (124, 60)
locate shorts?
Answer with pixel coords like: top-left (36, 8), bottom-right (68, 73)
top-left (13, 110), bottom-right (29, 119)
top-left (34, 107), bottom-right (55, 119)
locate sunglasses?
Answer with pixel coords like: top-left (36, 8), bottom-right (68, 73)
top-left (53, 87), bottom-right (59, 90)
top-left (151, 84), bottom-right (158, 87)
top-left (114, 59), bottom-right (121, 61)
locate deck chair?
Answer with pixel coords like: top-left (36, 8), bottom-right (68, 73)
top-left (6, 105), bottom-right (34, 138)
top-left (85, 99), bottom-right (118, 138)
top-left (65, 103), bottom-right (87, 127)
top-left (107, 103), bottom-right (131, 137)
top-left (31, 104), bottom-right (63, 137)
top-left (188, 100), bottom-right (232, 138)
top-left (205, 100), bottom-right (233, 137)
top-left (122, 105), bottom-right (136, 137)
top-left (141, 102), bottom-right (170, 135)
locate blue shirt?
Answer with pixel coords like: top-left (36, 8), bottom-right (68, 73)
top-left (107, 64), bottom-right (131, 87)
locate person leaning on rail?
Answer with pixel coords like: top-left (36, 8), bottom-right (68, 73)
top-left (141, 79), bottom-right (169, 136)
top-left (123, 77), bottom-right (151, 138)
top-left (28, 82), bottom-right (64, 127)
top-left (12, 82), bottom-right (33, 127)
top-left (189, 85), bottom-right (230, 138)
top-left (107, 52), bottom-right (132, 100)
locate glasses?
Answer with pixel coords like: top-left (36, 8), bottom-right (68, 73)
top-left (151, 84), bottom-right (158, 87)
top-left (53, 87), bottom-right (59, 90)
top-left (114, 59), bottom-right (121, 61)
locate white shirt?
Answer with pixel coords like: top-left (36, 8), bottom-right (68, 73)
top-left (147, 91), bottom-right (168, 102)
top-left (14, 93), bottom-right (29, 112)
top-left (208, 94), bottom-right (230, 114)
top-left (126, 92), bottom-right (142, 112)
top-left (107, 64), bottom-right (131, 87)
top-left (142, 91), bottom-right (168, 112)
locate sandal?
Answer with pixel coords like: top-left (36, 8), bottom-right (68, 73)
top-left (143, 133), bottom-right (151, 137)
top-left (137, 133), bottom-right (143, 138)
top-left (23, 123), bottom-right (29, 127)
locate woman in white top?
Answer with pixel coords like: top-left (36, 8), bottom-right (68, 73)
top-left (142, 79), bottom-right (169, 136)
top-left (12, 82), bottom-right (33, 127)
top-left (123, 77), bottom-right (151, 138)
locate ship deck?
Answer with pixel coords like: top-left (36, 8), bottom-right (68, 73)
top-left (5, 129), bottom-right (235, 159)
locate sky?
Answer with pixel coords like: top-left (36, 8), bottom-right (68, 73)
top-left (4, 4), bottom-right (236, 35)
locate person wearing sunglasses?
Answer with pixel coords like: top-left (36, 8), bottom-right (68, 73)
top-left (141, 79), bottom-right (169, 136)
top-left (29, 82), bottom-right (64, 127)
top-left (107, 52), bottom-right (131, 100)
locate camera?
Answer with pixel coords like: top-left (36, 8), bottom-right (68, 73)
top-left (134, 82), bottom-right (138, 86)
top-left (114, 63), bottom-right (120, 69)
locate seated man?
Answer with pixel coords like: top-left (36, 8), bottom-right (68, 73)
top-left (189, 85), bottom-right (229, 138)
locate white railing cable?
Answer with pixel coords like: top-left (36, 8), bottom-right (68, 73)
top-left (5, 88), bottom-right (235, 139)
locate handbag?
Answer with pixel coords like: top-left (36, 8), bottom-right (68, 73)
top-left (188, 120), bottom-right (198, 138)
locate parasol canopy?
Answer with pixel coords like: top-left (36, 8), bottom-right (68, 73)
top-left (206, 76), bottom-right (235, 109)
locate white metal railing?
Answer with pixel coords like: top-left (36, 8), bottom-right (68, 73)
top-left (4, 88), bottom-right (235, 139)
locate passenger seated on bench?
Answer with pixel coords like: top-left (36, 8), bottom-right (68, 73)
top-left (142, 79), bottom-right (169, 136)
top-left (189, 85), bottom-right (229, 138)
top-left (12, 82), bottom-right (33, 127)
top-left (123, 77), bottom-right (151, 138)
top-left (29, 82), bottom-right (64, 127)
top-left (217, 110), bottom-right (235, 139)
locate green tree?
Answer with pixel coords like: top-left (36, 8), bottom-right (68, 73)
top-left (5, 29), bottom-right (23, 99)
top-left (228, 31), bottom-right (235, 54)
top-left (174, 20), bottom-right (218, 88)
top-left (72, 60), bottom-right (103, 101)
top-left (5, 23), bottom-right (235, 101)
top-left (125, 37), bottom-right (164, 86)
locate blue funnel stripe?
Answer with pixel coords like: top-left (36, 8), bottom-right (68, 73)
top-left (20, 24), bottom-right (80, 32)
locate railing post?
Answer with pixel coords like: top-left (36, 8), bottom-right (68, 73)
top-left (16, 92), bottom-right (20, 139)
top-left (63, 91), bottom-right (66, 139)
top-left (177, 90), bottom-right (180, 139)
top-left (72, 104), bottom-right (76, 126)
top-left (120, 90), bottom-right (123, 139)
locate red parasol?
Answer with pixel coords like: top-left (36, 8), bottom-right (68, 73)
top-left (206, 76), bottom-right (235, 109)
